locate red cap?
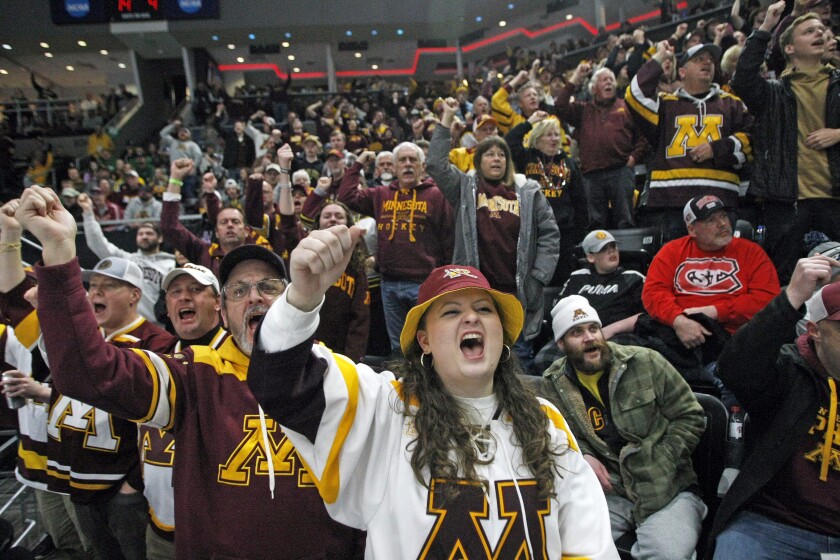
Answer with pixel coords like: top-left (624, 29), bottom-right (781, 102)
top-left (399, 265), bottom-right (523, 354)
top-left (807, 282), bottom-right (840, 323)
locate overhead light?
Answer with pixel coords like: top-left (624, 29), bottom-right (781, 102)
top-left (476, 16), bottom-right (483, 22)
top-left (118, 63), bottom-right (126, 69)
top-left (345, 30), bottom-right (352, 36)
top-left (44, 52), bottom-right (53, 58)
top-left (40, 42), bottom-right (49, 49)
top-left (77, 40), bottom-right (87, 47)
top-left (293, 67), bottom-right (300, 73)
top-left (497, 73), bottom-right (503, 79)
top-left (372, 64), bottom-right (379, 70)
top-left (462, 79), bottom-right (468, 86)
top-left (2, 44), bottom-right (11, 50)
top-left (287, 55), bottom-right (295, 61)
top-left (100, 49), bottom-right (108, 55)
top-left (371, 30), bottom-right (378, 36)
top-left (281, 41), bottom-right (290, 48)
top-left (565, 14), bottom-right (573, 20)
top-left (354, 52), bottom-right (361, 58)
top-left (236, 57), bottom-right (244, 63)
top-left (0, 70), bottom-right (7, 75)
top-left (499, 21), bottom-right (507, 27)
top-left (284, 32), bottom-right (292, 39)
top-left (396, 29), bottom-right (404, 36)
top-left (227, 44), bottom-right (235, 50)
top-left (508, 3), bottom-right (514, 8)
top-left (248, 33), bottom-right (255, 40)
top-left (66, 65), bottom-right (75, 71)
top-left (212, 35), bottom-right (219, 41)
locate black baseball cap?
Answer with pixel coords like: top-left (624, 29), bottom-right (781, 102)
top-left (678, 43), bottom-right (722, 68)
top-left (683, 195), bottom-right (729, 224)
top-left (218, 245), bottom-right (288, 287)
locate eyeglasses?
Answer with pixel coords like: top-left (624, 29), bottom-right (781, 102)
top-left (222, 278), bottom-right (286, 301)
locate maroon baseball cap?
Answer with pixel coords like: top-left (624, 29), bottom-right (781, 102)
top-left (807, 282), bottom-right (840, 323)
top-left (326, 149), bottom-right (343, 160)
top-left (399, 265), bottom-right (523, 354)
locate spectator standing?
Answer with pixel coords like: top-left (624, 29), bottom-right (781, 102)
top-left (507, 112), bottom-right (583, 286)
top-left (337, 146), bottom-right (454, 354)
top-left (429, 99), bottom-right (559, 371)
top-left (247, 238), bottom-right (617, 559)
top-left (14, 187), bottom-right (366, 560)
top-left (79, 194), bottom-right (175, 326)
top-left (123, 185), bottom-right (162, 225)
top-left (626, 42), bottom-right (753, 241)
top-left (731, 1), bottom-right (840, 284)
top-left (556, 62), bottom-right (649, 229)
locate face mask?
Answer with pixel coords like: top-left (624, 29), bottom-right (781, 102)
top-left (380, 172), bottom-right (393, 182)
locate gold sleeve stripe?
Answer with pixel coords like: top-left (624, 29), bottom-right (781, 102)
top-left (14, 310), bottom-right (41, 351)
top-left (130, 350), bottom-right (174, 430)
top-left (561, 556), bottom-right (595, 559)
top-left (542, 404), bottom-right (580, 453)
top-left (317, 352), bottom-right (361, 504)
top-left (17, 445), bottom-right (47, 472)
top-left (149, 507), bottom-right (175, 532)
top-left (624, 89), bottom-right (658, 126)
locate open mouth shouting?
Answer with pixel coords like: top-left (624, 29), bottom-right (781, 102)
top-left (460, 332), bottom-right (485, 359)
top-left (244, 305), bottom-right (269, 338)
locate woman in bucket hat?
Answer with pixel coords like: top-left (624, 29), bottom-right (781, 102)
top-left (248, 225), bottom-right (616, 559)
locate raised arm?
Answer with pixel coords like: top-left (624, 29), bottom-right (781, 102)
top-left (426, 99), bottom-right (469, 207)
top-left (0, 200), bottom-right (26, 294)
top-left (161, 159), bottom-right (208, 264)
top-left (78, 194), bottom-right (130, 260)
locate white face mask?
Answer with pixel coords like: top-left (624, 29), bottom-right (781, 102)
top-left (380, 172), bottom-right (393, 182)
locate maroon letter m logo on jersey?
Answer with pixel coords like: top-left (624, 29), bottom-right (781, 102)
top-left (417, 478), bottom-right (549, 559)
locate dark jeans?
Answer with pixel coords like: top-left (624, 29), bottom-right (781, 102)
top-left (583, 166), bottom-right (636, 229)
top-left (762, 198), bottom-right (840, 285)
top-left (74, 491), bottom-right (148, 560)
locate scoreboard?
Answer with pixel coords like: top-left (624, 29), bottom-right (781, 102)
top-left (51, 0), bottom-right (220, 24)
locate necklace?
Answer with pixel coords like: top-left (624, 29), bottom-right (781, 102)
top-left (467, 404), bottom-right (503, 462)
top-left (536, 154), bottom-right (569, 191)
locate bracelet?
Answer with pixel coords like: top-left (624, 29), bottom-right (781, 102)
top-left (278, 183), bottom-right (292, 189)
top-left (168, 178), bottom-right (184, 186)
top-left (279, 167), bottom-right (291, 174)
top-left (0, 242), bottom-right (21, 253)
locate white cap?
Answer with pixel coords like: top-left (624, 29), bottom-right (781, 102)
top-left (82, 257), bottom-right (144, 291)
top-left (162, 263), bottom-right (220, 293)
top-left (551, 295), bottom-right (601, 341)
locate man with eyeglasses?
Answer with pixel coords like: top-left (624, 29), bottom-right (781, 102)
top-left (12, 185), bottom-right (365, 560)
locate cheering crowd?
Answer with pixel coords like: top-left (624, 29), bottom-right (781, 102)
top-left (0, 0), bottom-right (839, 558)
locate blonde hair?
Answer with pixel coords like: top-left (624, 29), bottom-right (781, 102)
top-left (526, 118), bottom-right (560, 150)
top-left (721, 45), bottom-right (743, 77)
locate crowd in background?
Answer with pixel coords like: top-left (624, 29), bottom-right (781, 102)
top-left (1, 0), bottom-right (840, 557)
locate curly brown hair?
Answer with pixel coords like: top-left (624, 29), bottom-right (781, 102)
top-left (391, 310), bottom-right (567, 502)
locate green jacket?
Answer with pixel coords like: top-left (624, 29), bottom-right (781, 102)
top-left (541, 343), bottom-right (705, 523)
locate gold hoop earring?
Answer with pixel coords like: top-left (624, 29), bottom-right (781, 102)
top-left (500, 345), bottom-right (511, 363)
top-left (420, 352), bottom-right (434, 369)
